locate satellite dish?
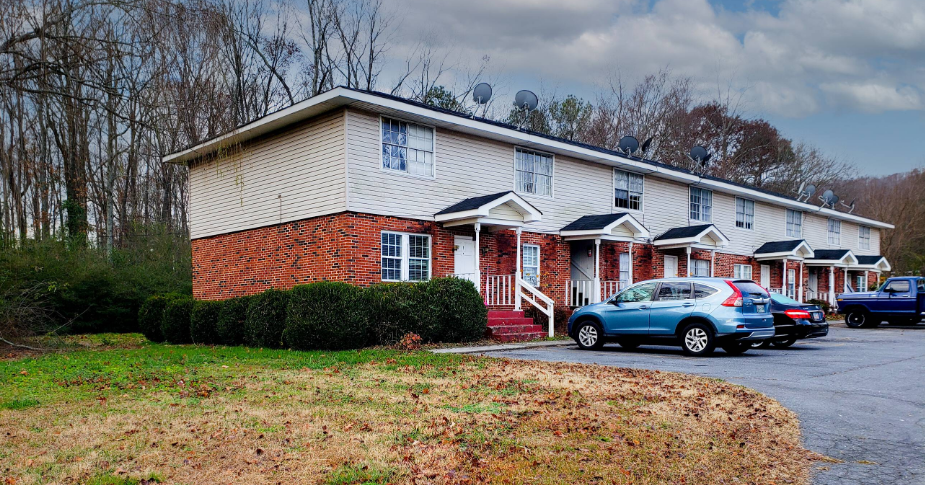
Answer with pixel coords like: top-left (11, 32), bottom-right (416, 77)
top-left (618, 136), bottom-right (640, 155)
top-left (796, 183), bottom-right (816, 202)
top-left (819, 189), bottom-right (838, 208)
top-left (472, 83), bottom-right (492, 104)
top-left (840, 198), bottom-right (856, 213)
top-left (513, 90), bottom-right (538, 111)
top-left (689, 145), bottom-right (711, 165)
top-left (805, 184), bottom-right (817, 198)
top-left (641, 137), bottom-right (653, 154)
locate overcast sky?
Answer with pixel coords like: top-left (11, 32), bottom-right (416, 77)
top-left (379, 0), bottom-right (925, 176)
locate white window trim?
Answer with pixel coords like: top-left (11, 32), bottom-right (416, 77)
top-left (522, 243), bottom-right (541, 285)
top-left (828, 218), bottom-right (841, 246)
top-left (378, 115), bottom-right (437, 180)
top-left (380, 231), bottom-right (432, 282)
top-left (858, 225), bottom-right (871, 250)
top-left (612, 168), bottom-right (644, 212)
top-left (735, 197), bottom-right (755, 231)
top-left (734, 264), bottom-right (753, 280)
top-left (512, 147), bottom-right (555, 198)
top-left (689, 186), bottom-right (713, 223)
top-left (786, 209), bottom-right (803, 238)
top-left (692, 259), bottom-right (710, 277)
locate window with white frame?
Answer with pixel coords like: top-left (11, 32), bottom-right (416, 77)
top-left (381, 117), bottom-right (434, 177)
top-left (856, 273), bottom-right (867, 292)
top-left (692, 259), bottom-right (710, 277)
top-left (734, 264), bottom-right (753, 280)
top-left (514, 148), bottom-right (553, 197)
top-left (786, 209), bottom-right (803, 238)
top-left (690, 187), bottom-right (713, 222)
top-left (522, 244), bottom-right (540, 286)
top-left (859, 226), bottom-right (871, 250)
top-left (613, 169), bottom-right (643, 210)
top-left (380, 232), bottom-right (431, 282)
top-left (735, 197), bottom-right (755, 230)
top-left (619, 252), bottom-right (630, 282)
top-left (787, 269), bottom-right (796, 298)
top-left (828, 218), bottom-right (841, 245)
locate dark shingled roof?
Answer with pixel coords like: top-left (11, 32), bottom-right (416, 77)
top-left (754, 240), bottom-right (807, 254)
top-left (856, 255), bottom-right (885, 265)
top-left (560, 213), bottom-right (630, 232)
top-left (809, 249), bottom-right (851, 260)
top-left (436, 191), bottom-right (530, 215)
top-left (654, 224), bottom-right (716, 241)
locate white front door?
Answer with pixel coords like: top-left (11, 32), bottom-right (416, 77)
top-left (664, 255), bottom-right (678, 278)
top-left (454, 236), bottom-right (477, 285)
top-left (760, 265), bottom-right (771, 288)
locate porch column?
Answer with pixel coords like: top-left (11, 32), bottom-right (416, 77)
top-left (798, 261), bottom-right (804, 302)
top-left (592, 238), bottom-right (602, 303)
top-left (828, 265), bottom-right (835, 306)
top-left (782, 259), bottom-right (787, 296)
top-left (474, 223), bottom-right (481, 294)
top-left (710, 250), bottom-right (716, 277)
top-left (514, 227), bottom-right (522, 311)
top-left (628, 242), bottom-right (634, 284)
top-left (686, 247), bottom-right (692, 277)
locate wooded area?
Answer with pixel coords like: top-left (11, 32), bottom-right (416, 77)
top-left (0, 0), bottom-right (921, 337)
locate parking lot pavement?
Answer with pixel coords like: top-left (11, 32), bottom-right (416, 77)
top-left (482, 324), bottom-right (925, 485)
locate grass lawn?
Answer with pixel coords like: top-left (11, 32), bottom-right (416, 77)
top-left (1, 334), bottom-right (817, 484)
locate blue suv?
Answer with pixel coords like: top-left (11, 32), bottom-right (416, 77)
top-left (567, 278), bottom-right (775, 356)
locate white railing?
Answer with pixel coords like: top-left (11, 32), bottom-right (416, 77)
top-left (601, 280), bottom-right (628, 300)
top-left (566, 279), bottom-right (595, 307)
top-left (804, 289), bottom-right (821, 302)
top-left (517, 276), bottom-right (555, 337)
top-left (484, 274), bottom-right (514, 307)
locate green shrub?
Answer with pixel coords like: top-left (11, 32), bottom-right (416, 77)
top-left (284, 282), bottom-right (370, 350)
top-left (161, 296), bottom-right (194, 344)
top-left (245, 289), bottom-right (289, 348)
top-left (138, 295), bottom-right (168, 342)
top-left (190, 300), bottom-right (222, 344)
top-left (417, 277), bottom-right (487, 343)
top-left (365, 283), bottom-right (425, 344)
top-left (216, 295), bottom-right (251, 345)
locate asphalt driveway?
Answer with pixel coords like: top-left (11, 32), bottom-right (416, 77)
top-left (483, 324), bottom-right (925, 485)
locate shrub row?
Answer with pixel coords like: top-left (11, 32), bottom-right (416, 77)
top-left (138, 278), bottom-right (487, 350)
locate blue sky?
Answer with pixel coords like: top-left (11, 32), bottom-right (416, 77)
top-left (384, 0), bottom-right (925, 176)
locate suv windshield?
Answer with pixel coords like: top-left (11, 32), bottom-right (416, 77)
top-left (616, 282), bottom-right (657, 303)
top-left (733, 281), bottom-right (769, 298)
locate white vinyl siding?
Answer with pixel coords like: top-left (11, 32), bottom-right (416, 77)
top-left (613, 169), bottom-right (643, 211)
top-left (381, 231), bottom-right (431, 282)
top-left (188, 109), bottom-right (346, 239)
top-left (735, 197), bottom-right (754, 230)
top-left (690, 187), bottom-right (712, 222)
top-left (828, 218), bottom-right (841, 245)
top-left (786, 209), bottom-right (803, 238)
top-left (514, 148), bottom-right (553, 197)
top-left (859, 226), bottom-right (871, 250)
top-left (381, 117), bottom-right (434, 177)
top-left (692, 259), bottom-right (710, 277)
top-left (734, 264), bottom-right (753, 280)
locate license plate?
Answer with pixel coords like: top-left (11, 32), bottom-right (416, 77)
top-left (757, 304), bottom-right (766, 312)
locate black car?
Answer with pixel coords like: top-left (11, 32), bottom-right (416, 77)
top-left (751, 292), bottom-right (828, 348)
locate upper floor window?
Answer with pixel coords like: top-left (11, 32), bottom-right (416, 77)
top-left (613, 169), bottom-right (643, 210)
top-left (514, 148), bottom-right (553, 197)
top-left (827, 218), bottom-right (841, 245)
top-left (381, 117), bottom-right (434, 177)
top-left (381, 232), bottom-right (431, 282)
top-left (735, 197), bottom-right (754, 230)
top-left (689, 187), bottom-right (713, 222)
top-left (786, 209), bottom-right (803, 238)
top-left (859, 226), bottom-right (871, 250)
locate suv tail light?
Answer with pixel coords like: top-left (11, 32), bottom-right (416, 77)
top-left (722, 280), bottom-right (743, 307)
top-left (784, 309), bottom-right (812, 319)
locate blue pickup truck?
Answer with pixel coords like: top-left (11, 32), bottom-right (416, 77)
top-left (837, 277), bottom-right (925, 328)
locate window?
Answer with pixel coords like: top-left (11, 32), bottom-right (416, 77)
top-left (828, 218), bottom-right (841, 245)
top-left (856, 274), bottom-right (867, 293)
top-left (380, 232), bottom-right (431, 281)
top-left (656, 282), bottom-right (692, 301)
top-left (786, 210), bottom-right (803, 238)
top-left (859, 226), bottom-right (871, 250)
top-left (619, 252), bottom-right (630, 282)
top-left (692, 259), bottom-right (710, 277)
top-left (616, 282), bottom-right (657, 303)
top-left (515, 148), bottom-right (553, 197)
top-left (694, 283), bottom-right (719, 299)
top-left (884, 280), bottom-right (910, 293)
top-left (734, 264), bottom-right (753, 280)
top-left (735, 197), bottom-right (754, 230)
top-left (381, 117), bottom-right (434, 176)
top-left (613, 169), bottom-right (643, 210)
top-left (522, 244), bottom-right (540, 286)
top-left (787, 269), bottom-right (796, 298)
top-left (690, 187), bottom-right (713, 222)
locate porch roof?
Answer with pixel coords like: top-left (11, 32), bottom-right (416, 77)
top-left (805, 249), bottom-right (858, 266)
top-left (852, 255), bottom-right (891, 271)
top-left (559, 213), bottom-right (649, 241)
top-left (653, 224), bottom-right (729, 249)
top-left (753, 239), bottom-right (814, 260)
top-left (434, 191), bottom-right (542, 228)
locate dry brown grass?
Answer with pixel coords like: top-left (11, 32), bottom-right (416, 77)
top-left (0, 341), bottom-right (818, 484)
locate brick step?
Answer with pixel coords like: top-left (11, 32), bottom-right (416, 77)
top-left (487, 310), bottom-right (525, 318)
top-left (486, 324), bottom-right (545, 335)
top-left (491, 332), bottom-right (547, 343)
top-left (487, 317), bottom-right (535, 327)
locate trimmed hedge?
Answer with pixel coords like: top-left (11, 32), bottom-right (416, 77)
top-left (216, 295), bottom-right (251, 345)
top-left (245, 289), bottom-right (289, 348)
top-left (365, 283), bottom-right (425, 345)
top-left (161, 296), bottom-right (195, 343)
top-left (190, 300), bottom-right (222, 344)
top-left (418, 277), bottom-right (487, 343)
top-left (284, 282), bottom-right (370, 351)
top-left (138, 295), bottom-right (168, 342)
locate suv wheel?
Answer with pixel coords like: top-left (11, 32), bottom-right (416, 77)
top-left (680, 323), bottom-right (715, 357)
top-left (770, 337), bottom-right (798, 348)
top-left (574, 321), bottom-right (603, 350)
top-left (845, 310), bottom-right (872, 328)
